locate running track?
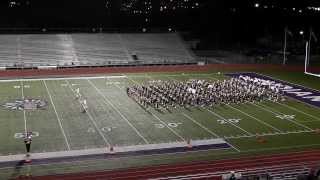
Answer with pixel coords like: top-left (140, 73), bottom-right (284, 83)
top-left (31, 150), bottom-right (320, 180)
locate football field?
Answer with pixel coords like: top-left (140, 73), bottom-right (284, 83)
top-left (1, 71), bottom-right (320, 158)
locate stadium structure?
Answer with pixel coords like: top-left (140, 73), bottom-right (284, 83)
top-left (0, 1), bottom-right (320, 180)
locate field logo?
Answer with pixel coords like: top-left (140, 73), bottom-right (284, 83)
top-left (2, 99), bottom-right (48, 110)
top-left (226, 72), bottom-right (320, 108)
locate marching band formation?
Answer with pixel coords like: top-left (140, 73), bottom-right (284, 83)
top-left (127, 76), bottom-right (284, 111)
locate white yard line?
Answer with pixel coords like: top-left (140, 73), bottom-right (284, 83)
top-left (182, 113), bottom-right (220, 138)
top-left (181, 113), bottom-right (243, 152)
top-left (252, 103), bottom-right (313, 131)
top-left (206, 109), bottom-right (253, 136)
top-left (224, 141), bottom-right (241, 152)
top-left (206, 74), bottom-right (314, 132)
top-left (65, 80), bottom-right (111, 147)
top-left (116, 78), bottom-right (186, 142)
top-left (274, 101), bottom-right (320, 122)
top-left (226, 104), bottom-right (282, 133)
top-left (165, 74), bottom-right (252, 137)
top-left (43, 80), bottom-right (71, 150)
top-left (87, 79), bottom-right (150, 144)
top-left (20, 81), bottom-right (27, 133)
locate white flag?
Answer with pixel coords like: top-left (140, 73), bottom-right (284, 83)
top-left (83, 99), bottom-right (87, 105)
top-left (75, 88), bottom-right (80, 94)
top-left (311, 29), bottom-right (318, 42)
top-left (285, 27), bottom-right (293, 37)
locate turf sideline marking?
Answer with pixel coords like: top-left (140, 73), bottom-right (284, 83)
top-left (65, 80), bottom-right (111, 147)
top-left (87, 79), bottom-right (150, 144)
top-left (0, 75), bottom-right (127, 82)
top-left (118, 76), bottom-right (186, 142)
top-left (274, 101), bottom-right (320, 122)
top-left (225, 129), bottom-right (313, 139)
top-left (43, 80), bottom-right (71, 150)
top-left (0, 73), bottom-right (219, 83)
top-left (1, 142), bottom-right (319, 172)
top-left (253, 103), bottom-right (313, 131)
top-left (20, 81), bottom-right (27, 133)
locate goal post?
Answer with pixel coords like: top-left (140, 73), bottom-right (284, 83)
top-left (304, 42), bottom-right (320, 78)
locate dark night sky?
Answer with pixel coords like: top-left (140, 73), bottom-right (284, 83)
top-left (0, 0), bottom-right (319, 28)
top-left (0, 0), bottom-right (319, 48)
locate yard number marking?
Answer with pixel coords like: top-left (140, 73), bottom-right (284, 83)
top-left (217, 119), bottom-right (241, 124)
top-left (101, 126), bottom-right (117, 132)
top-left (14, 132), bottom-right (39, 139)
top-left (87, 127), bottom-right (96, 133)
top-left (106, 82), bottom-right (121, 85)
top-left (155, 122), bottom-right (182, 129)
top-left (14, 85), bottom-right (30, 89)
top-left (87, 126), bottom-right (117, 133)
top-left (276, 114), bottom-right (295, 120)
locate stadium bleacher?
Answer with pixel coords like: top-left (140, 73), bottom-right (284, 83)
top-left (0, 33), bottom-right (195, 68)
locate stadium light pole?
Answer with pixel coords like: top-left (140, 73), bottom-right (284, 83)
top-left (305, 41), bottom-right (309, 73)
top-left (307, 28), bottom-right (312, 67)
top-left (283, 28), bottom-right (287, 65)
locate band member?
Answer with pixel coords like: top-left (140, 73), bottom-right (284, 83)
top-left (75, 88), bottom-right (81, 99)
top-left (82, 99), bottom-right (88, 113)
top-left (24, 132), bottom-right (32, 156)
top-left (126, 77), bottom-right (283, 111)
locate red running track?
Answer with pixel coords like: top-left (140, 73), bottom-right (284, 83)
top-left (31, 150), bottom-right (320, 180)
top-left (0, 64), bottom-right (318, 79)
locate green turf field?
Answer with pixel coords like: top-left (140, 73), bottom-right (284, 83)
top-left (0, 71), bottom-right (320, 178)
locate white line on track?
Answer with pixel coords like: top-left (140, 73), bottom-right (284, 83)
top-left (274, 101), bottom-right (320, 122)
top-left (119, 76), bottom-right (186, 142)
top-left (43, 80), bottom-right (71, 150)
top-left (226, 104), bottom-right (282, 133)
top-left (87, 79), bottom-right (150, 144)
top-left (252, 102), bottom-right (313, 131)
top-left (65, 80), bottom-right (111, 147)
top-left (20, 81), bottom-right (27, 133)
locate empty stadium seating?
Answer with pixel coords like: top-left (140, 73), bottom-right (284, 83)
top-left (0, 33), bottom-right (195, 68)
